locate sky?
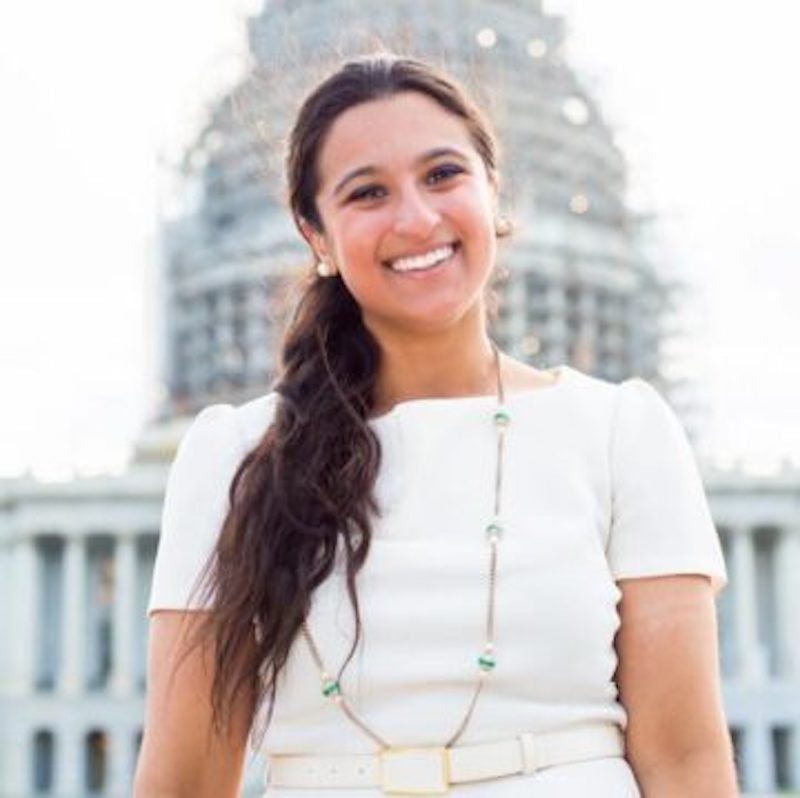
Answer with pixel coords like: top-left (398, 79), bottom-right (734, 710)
top-left (0, 0), bottom-right (798, 480)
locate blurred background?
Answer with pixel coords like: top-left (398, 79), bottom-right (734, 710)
top-left (0, 0), bottom-right (798, 795)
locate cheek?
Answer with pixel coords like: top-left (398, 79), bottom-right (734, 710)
top-left (332, 212), bottom-right (391, 266)
top-left (450, 187), bottom-right (493, 225)
top-left (457, 199), bottom-right (496, 249)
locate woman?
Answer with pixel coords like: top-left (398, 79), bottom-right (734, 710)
top-left (134, 54), bottom-right (738, 796)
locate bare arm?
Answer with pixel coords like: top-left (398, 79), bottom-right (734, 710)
top-left (133, 611), bottom-right (255, 798)
top-left (615, 574), bottom-right (739, 797)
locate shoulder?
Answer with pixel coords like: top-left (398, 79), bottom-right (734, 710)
top-left (607, 375), bottom-right (700, 492)
top-left (231, 390), bottom-right (281, 449)
top-left (545, 364), bottom-right (637, 415)
top-left (564, 367), bottom-right (667, 413)
top-left (173, 391), bottom-right (280, 467)
top-left (500, 354), bottom-right (629, 409)
top-left (609, 376), bottom-right (683, 437)
top-left (542, 367), bottom-right (678, 447)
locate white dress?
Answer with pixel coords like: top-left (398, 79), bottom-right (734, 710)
top-left (148, 365), bottom-right (729, 796)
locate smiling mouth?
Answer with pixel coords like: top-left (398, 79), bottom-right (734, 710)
top-left (384, 242), bottom-right (460, 273)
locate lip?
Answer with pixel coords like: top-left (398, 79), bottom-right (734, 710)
top-left (384, 242), bottom-right (460, 279)
top-left (382, 241), bottom-right (459, 269)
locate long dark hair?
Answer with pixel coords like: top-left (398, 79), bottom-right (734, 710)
top-left (195, 53), bottom-right (510, 739)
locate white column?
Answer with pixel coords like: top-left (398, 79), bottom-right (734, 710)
top-left (56, 727), bottom-right (83, 798)
top-left (8, 535), bottom-right (38, 694)
top-left (790, 726), bottom-right (800, 794)
top-left (1, 726), bottom-right (30, 796)
top-left (58, 534), bottom-right (86, 694)
top-left (108, 727), bottom-right (136, 797)
top-left (110, 534), bottom-right (136, 696)
top-left (774, 526), bottom-right (800, 680)
top-left (743, 723), bottom-right (775, 794)
top-left (730, 527), bottom-right (766, 683)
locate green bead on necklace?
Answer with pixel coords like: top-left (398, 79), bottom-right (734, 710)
top-left (493, 407), bottom-right (511, 427)
top-left (478, 653), bottom-right (497, 671)
top-left (486, 520), bottom-right (504, 541)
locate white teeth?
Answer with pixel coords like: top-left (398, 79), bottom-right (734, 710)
top-left (389, 244), bottom-right (455, 272)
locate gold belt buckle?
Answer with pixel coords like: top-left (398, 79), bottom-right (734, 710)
top-left (379, 746), bottom-right (450, 795)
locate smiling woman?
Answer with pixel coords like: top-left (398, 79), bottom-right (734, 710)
top-left (135, 53), bottom-right (737, 798)
top-left (300, 89), bottom-right (500, 354)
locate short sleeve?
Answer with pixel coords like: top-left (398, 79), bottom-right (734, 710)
top-left (148, 403), bottom-right (246, 614)
top-left (607, 378), bottom-right (728, 596)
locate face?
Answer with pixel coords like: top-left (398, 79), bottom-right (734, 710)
top-left (303, 91), bottom-right (499, 338)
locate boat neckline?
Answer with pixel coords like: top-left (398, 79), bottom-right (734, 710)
top-left (367, 364), bottom-right (574, 425)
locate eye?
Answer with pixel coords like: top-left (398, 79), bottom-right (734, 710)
top-left (427, 163), bottom-right (465, 184)
top-left (347, 184), bottom-right (386, 202)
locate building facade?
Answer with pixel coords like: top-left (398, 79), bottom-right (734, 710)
top-left (0, 467), bottom-right (159, 794)
top-left (0, 424), bottom-right (270, 796)
top-left (709, 460), bottom-right (800, 793)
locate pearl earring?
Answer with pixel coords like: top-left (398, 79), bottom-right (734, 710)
top-left (316, 260), bottom-right (336, 278)
top-left (494, 213), bottom-right (513, 237)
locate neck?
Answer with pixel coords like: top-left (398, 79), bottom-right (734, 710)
top-left (369, 325), bottom-right (500, 415)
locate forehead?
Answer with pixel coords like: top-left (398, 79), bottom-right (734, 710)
top-left (316, 91), bottom-right (478, 188)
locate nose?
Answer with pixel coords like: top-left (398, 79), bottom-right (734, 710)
top-left (392, 184), bottom-right (440, 239)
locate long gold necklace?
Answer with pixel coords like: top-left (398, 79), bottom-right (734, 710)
top-left (301, 342), bottom-right (509, 750)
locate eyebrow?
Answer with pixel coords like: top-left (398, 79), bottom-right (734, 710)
top-left (331, 146), bottom-right (470, 197)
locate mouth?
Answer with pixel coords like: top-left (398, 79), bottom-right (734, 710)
top-left (384, 242), bottom-right (460, 275)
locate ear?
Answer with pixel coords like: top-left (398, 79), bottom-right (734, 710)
top-left (298, 217), bottom-right (330, 263)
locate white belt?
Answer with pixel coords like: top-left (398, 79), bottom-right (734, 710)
top-left (267, 723), bottom-right (626, 794)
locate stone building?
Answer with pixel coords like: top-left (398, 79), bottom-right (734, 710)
top-left (709, 459), bottom-right (800, 793)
